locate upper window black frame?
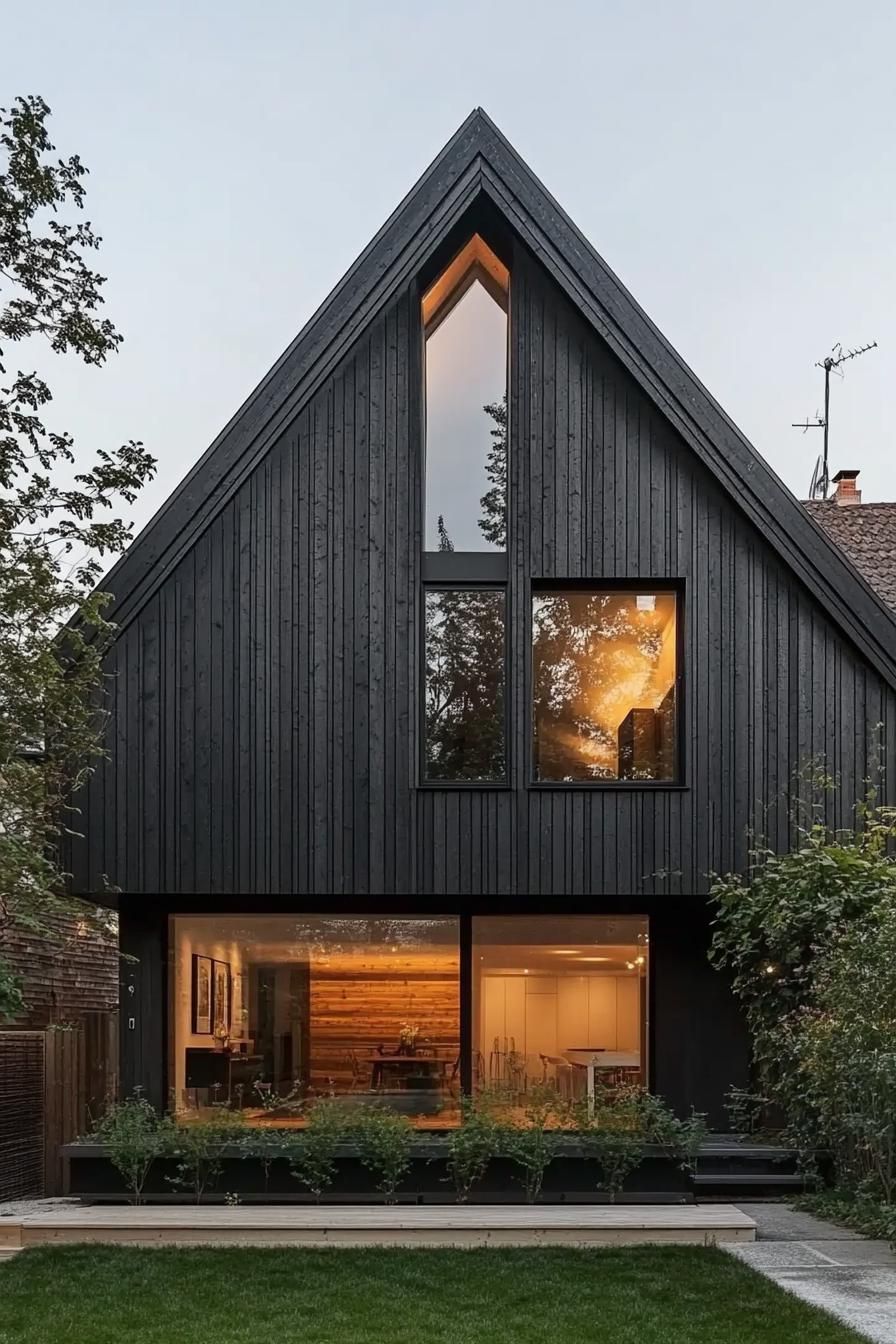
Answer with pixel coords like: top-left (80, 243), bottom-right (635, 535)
top-left (419, 582), bottom-right (511, 790)
top-left (527, 578), bottom-right (687, 791)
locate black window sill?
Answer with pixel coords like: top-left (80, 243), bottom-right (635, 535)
top-left (415, 781), bottom-right (687, 792)
top-left (528, 781), bottom-right (688, 792)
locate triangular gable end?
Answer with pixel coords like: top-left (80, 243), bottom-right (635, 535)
top-left (95, 108), bottom-right (896, 689)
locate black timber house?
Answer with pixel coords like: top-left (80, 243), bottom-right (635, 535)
top-left (70, 111), bottom-right (896, 1137)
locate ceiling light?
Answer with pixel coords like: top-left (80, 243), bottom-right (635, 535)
top-left (578, 956), bottom-right (611, 962)
top-left (549, 949), bottom-right (582, 955)
top-left (636, 595), bottom-right (656, 612)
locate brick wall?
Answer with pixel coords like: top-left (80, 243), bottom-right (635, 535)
top-left (2, 907), bottom-right (119, 1028)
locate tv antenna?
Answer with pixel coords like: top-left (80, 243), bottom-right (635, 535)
top-left (793, 340), bottom-right (877, 499)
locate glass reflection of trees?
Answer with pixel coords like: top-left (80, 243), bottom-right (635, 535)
top-left (424, 397), bottom-right (508, 782)
top-left (424, 586), bottom-right (505, 781)
top-left (532, 592), bottom-right (677, 782)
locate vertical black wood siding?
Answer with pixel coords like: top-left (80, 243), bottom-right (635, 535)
top-left (70, 246), bottom-right (896, 898)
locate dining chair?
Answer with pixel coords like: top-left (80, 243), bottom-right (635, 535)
top-left (546, 1055), bottom-right (576, 1099)
top-left (347, 1049), bottom-right (366, 1091)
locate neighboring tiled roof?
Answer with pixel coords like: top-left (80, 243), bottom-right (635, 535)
top-left (805, 501), bottom-right (896, 612)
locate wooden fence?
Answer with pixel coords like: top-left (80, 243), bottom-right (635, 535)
top-left (0, 1012), bottom-right (117, 1199)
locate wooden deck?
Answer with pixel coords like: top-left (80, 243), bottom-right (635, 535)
top-left (0, 1203), bottom-right (755, 1249)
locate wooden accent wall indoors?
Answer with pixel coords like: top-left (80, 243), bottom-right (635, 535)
top-left (309, 963), bottom-right (459, 1090)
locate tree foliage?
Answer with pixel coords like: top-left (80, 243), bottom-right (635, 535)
top-left (423, 399), bottom-right (507, 781)
top-left (796, 897), bottom-right (896, 1201)
top-left (0, 95), bottom-right (155, 1014)
top-left (708, 773), bottom-right (896, 1165)
top-left (477, 395), bottom-right (506, 548)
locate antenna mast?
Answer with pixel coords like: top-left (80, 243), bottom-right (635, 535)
top-left (793, 340), bottom-right (877, 499)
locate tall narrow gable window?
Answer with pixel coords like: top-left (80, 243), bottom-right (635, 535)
top-left (423, 235), bottom-right (508, 553)
top-left (421, 235), bottom-right (509, 784)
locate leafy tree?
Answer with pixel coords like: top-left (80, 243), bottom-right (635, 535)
top-left (708, 775), bottom-right (896, 1146)
top-left (797, 895), bottom-right (896, 1201)
top-left (0, 95), bottom-right (155, 1015)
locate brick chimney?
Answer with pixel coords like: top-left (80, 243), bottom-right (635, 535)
top-left (832, 469), bottom-right (862, 506)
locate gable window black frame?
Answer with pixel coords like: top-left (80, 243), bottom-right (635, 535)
top-left (419, 228), bottom-right (512, 788)
top-left (528, 578), bottom-right (687, 790)
top-left (421, 233), bottom-right (510, 558)
top-left (420, 583), bottom-right (509, 787)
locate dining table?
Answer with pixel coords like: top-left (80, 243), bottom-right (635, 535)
top-left (361, 1054), bottom-right (452, 1090)
top-left (563, 1049), bottom-right (641, 1114)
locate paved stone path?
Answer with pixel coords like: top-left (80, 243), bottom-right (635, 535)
top-left (730, 1204), bottom-right (896, 1344)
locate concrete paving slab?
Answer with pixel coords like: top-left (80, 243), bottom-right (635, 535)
top-left (729, 1241), bottom-right (837, 1270)
top-left (770, 1265), bottom-right (896, 1344)
top-left (736, 1202), bottom-right (863, 1241)
top-left (802, 1240), bottom-right (896, 1269)
top-left (732, 1204), bottom-right (896, 1343)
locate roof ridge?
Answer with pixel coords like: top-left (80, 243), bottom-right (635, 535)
top-left (79, 111), bottom-right (896, 690)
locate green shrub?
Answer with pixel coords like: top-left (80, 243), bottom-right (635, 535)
top-left (571, 1089), bottom-right (644, 1201)
top-left (91, 1094), bottom-right (174, 1205)
top-left (166, 1108), bottom-right (246, 1203)
top-left (350, 1105), bottom-right (413, 1203)
top-left (237, 1127), bottom-right (287, 1191)
top-left (284, 1100), bottom-right (347, 1202)
top-left (495, 1083), bottom-right (565, 1204)
top-left (708, 779), bottom-right (896, 1143)
top-left (795, 898), bottom-right (896, 1202)
top-left (798, 1191), bottom-right (896, 1246)
top-left (442, 1096), bottom-right (500, 1202)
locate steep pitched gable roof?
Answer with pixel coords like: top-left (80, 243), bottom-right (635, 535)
top-left (805, 500), bottom-right (896, 612)
top-left (96, 109), bottom-right (896, 688)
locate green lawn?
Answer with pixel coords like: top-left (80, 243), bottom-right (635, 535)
top-left (0, 1244), bottom-right (865, 1344)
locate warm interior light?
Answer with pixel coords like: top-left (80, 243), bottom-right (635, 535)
top-left (421, 234), bottom-right (509, 332)
top-left (549, 949), bottom-right (582, 955)
top-left (577, 955), bottom-right (612, 962)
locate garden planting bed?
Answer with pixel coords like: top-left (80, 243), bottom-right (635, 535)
top-left (63, 1138), bottom-right (693, 1204)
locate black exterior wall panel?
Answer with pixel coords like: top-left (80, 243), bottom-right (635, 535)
top-left (69, 249), bottom-right (895, 899)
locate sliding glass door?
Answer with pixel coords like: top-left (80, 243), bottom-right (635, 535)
top-left (472, 916), bottom-right (649, 1098)
top-left (168, 912), bottom-right (649, 1127)
top-left (169, 916), bottom-right (460, 1127)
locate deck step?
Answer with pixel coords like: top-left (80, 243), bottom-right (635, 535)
top-left (692, 1173), bottom-right (814, 1188)
top-left (3, 1203), bottom-right (756, 1249)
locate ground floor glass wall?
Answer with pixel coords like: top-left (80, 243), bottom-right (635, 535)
top-left (473, 916), bottom-right (649, 1099)
top-left (169, 913), bottom-right (648, 1128)
top-left (170, 916), bottom-right (460, 1126)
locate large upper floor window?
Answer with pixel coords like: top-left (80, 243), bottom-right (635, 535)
top-left (532, 588), bottom-right (680, 783)
top-left (423, 235), bottom-right (508, 553)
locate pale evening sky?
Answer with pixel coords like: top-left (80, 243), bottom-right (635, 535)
top-left (3, 0), bottom-right (895, 551)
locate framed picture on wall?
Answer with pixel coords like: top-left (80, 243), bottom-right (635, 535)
top-left (231, 970), bottom-right (248, 1037)
top-left (213, 959), bottom-right (231, 1035)
top-left (192, 955), bottom-right (213, 1034)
